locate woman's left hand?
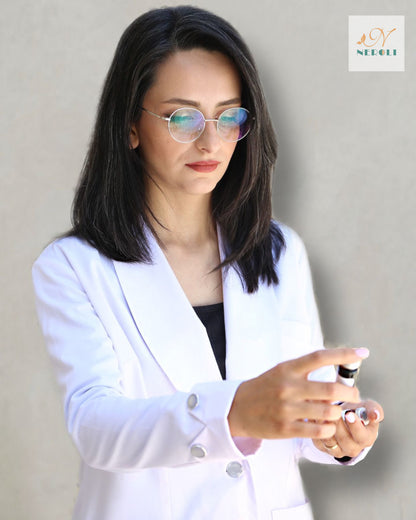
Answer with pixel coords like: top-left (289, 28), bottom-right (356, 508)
top-left (313, 399), bottom-right (384, 459)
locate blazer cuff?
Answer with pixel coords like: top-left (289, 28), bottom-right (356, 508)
top-left (188, 380), bottom-right (261, 460)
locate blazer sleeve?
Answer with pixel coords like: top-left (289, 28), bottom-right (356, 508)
top-left (32, 241), bottom-right (246, 472)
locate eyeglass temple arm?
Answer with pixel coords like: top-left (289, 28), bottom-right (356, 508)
top-left (140, 107), bottom-right (170, 121)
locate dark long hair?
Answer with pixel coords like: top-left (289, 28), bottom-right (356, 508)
top-left (69, 5), bottom-right (285, 292)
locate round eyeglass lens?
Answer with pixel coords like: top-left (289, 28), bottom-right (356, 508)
top-left (218, 107), bottom-right (251, 142)
top-left (168, 108), bottom-right (205, 143)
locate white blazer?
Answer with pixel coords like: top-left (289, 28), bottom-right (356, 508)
top-left (32, 224), bottom-right (364, 520)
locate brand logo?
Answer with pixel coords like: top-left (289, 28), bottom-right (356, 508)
top-left (349, 16), bottom-right (405, 71)
top-left (357, 27), bottom-right (397, 55)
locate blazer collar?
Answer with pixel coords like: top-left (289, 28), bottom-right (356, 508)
top-left (113, 228), bottom-right (279, 390)
top-left (113, 229), bottom-right (221, 390)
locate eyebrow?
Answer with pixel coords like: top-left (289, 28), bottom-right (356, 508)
top-left (161, 97), bottom-right (241, 107)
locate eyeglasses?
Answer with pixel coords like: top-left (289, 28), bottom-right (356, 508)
top-left (140, 106), bottom-right (252, 143)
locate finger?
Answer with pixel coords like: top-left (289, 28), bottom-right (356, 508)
top-left (343, 411), bottom-right (378, 447)
top-left (290, 420), bottom-right (337, 440)
top-left (341, 400), bottom-right (384, 423)
top-left (299, 380), bottom-right (360, 404)
top-left (321, 437), bottom-right (343, 456)
top-left (292, 401), bottom-right (344, 422)
top-left (359, 399), bottom-right (384, 423)
top-left (326, 418), bottom-right (365, 458)
top-left (289, 347), bottom-right (370, 376)
top-left (332, 416), bottom-right (355, 449)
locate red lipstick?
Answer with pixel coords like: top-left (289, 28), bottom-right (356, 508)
top-left (186, 161), bottom-right (220, 173)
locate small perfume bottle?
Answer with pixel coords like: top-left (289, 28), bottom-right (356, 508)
top-left (336, 360), bottom-right (361, 387)
top-left (337, 360), bottom-right (369, 425)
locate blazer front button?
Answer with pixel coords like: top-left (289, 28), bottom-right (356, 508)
top-left (226, 461), bottom-right (243, 478)
top-left (190, 444), bottom-right (207, 459)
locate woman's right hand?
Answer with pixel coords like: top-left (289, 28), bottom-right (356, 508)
top-left (227, 347), bottom-right (369, 440)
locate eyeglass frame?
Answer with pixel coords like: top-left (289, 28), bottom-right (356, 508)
top-left (139, 106), bottom-right (253, 143)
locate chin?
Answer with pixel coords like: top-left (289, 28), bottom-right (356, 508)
top-left (185, 178), bottom-right (221, 196)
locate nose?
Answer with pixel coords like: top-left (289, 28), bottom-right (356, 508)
top-left (195, 120), bottom-right (221, 153)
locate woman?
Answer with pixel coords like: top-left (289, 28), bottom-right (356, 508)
top-left (32, 6), bottom-right (383, 520)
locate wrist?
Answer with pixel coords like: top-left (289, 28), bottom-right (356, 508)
top-left (227, 381), bottom-right (250, 437)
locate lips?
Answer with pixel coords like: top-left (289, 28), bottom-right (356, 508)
top-left (186, 161), bottom-right (220, 173)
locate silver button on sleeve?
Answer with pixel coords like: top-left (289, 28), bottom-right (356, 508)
top-left (187, 393), bottom-right (199, 410)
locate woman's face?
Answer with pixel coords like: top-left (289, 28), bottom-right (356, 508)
top-left (131, 48), bottom-right (242, 200)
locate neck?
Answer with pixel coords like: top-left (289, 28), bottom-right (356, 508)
top-left (147, 189), bottom-right (216, 249)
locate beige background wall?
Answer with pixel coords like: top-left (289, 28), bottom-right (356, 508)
top-left (1, 0), bottom-right (414, 518)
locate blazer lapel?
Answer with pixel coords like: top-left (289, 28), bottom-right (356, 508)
top-left (220, 235), bottom-right (283, 381)
top-left (113, 231), bottom-right (222, 391)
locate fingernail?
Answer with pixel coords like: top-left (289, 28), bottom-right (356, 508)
top-left (354, 347), bottom-right (370, 359)
top-left (374, 409), bottom-right (380, 422)
top-left (346, 412), bottom-right (356, 423)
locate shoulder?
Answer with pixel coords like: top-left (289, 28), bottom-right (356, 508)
top-left (272, 220), bottom-right (308, 264)
top-left (34, 235), bottom-right (98, 264)
top-left (32, 235), bottom-right (108, 282)
top-left (32, 235), bottom-right (124, 308)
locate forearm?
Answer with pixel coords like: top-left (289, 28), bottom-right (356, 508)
top-left (68, 380), bottom-right (243, 471)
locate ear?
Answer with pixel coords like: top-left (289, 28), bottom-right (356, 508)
top-left (129, 125), bottom-right (139, 149)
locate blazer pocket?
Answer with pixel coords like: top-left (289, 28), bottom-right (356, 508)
top-left (271, 501), bottom-right (314, 520)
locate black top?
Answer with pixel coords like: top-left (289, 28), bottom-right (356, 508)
top-left (193, 302), bottom-right (226, 379)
